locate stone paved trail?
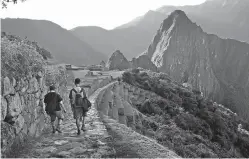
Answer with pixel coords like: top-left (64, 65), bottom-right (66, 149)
top-left (15, 85), bottom-right (116, 158)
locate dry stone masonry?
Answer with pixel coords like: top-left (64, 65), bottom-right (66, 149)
top-left (95, 81), bottom-right (166, 131)
top-left (1, 66), bottom-right (70, 157)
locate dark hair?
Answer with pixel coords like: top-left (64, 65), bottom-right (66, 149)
top-left (49, 85), bottom-right (56, 91)
top-left (75, 78), bottom-right (81, 85)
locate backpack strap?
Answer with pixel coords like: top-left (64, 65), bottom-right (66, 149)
top-left (71, 88), bottom-right (78, 93)
top-left (80, 88), bottom-right (87, 98)
top-left (70, 87), bottom-right (86, 97)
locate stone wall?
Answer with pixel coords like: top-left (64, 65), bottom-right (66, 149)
top-left (94, 81), bottom-right (160, 130)
top-left (1, 67), bottom-right (69, 157)
top-left (87, 77), bottom-right (112, 97)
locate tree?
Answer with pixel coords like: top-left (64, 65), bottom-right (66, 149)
top-left (2, 0), bottom-right (26, 8)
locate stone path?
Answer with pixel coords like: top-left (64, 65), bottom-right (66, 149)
top-left (15, 84), bottom-right (116, 158)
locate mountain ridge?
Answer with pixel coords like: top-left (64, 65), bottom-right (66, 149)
top-left (1, 18), bottom-right (107, 65)
top-left (71, 0), bottom-right (249, 60)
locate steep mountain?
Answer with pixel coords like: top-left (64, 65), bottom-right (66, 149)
top-left (106, 50), bottom-right (131, 70)
top-left (143, 10), bottom-right (249, 121)
top-left (72, 0), bottom-right (249, 58)
top-left (1, 18), bottom-right (107, 65)
top-left (157, 0), bottom-right (249, 43)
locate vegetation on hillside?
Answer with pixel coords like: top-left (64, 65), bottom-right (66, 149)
top-left (1, 32), bottom-right (61, 87)
top-left (122, 69), bottom-right (249, 158)
top-left (1, 32), bottom-right (46, 79)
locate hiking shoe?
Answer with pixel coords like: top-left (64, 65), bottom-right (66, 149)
top-left (81, 125), bottom-right (86, 131)
top-left (77, 129), bottom-right (81, 135)
top-left (56, 128), bottom-right (62, 133)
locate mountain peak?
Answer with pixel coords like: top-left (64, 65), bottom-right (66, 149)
top-left (106, 50), bottom-right (131, 70)
top-left (160, 10), bottom-right (194, 32)
top-left (113, 50), bottom-right (122, 55)
top-left (170, 10), bottom-right (187, 17)
top-left (166, 10), bottom-right (190, 24)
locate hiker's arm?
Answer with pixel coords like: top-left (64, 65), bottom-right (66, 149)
top-left (82, 88), bottom-right (87, 98)
top-left (60, 101), bottom-right (66, 113)
top-left (43, 96), bottom-right (47, 113)
top-left (42, 103), bottom-right (47, 114)
top-left (69, 90), bottom-right (74, 105)
top-left (58, 94), bottom-right (66, 113)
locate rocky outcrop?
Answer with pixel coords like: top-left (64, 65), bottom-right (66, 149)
top-left (106, 50), bottom-right (131, 71)
top-left (131, 54), bottom-right (158, 72)
top-left (106, 50), bottom-right (159, 72)
top-left (100, 60), bottom-right (106, 67)
top-left (143, 10), bottom-right (249, 120)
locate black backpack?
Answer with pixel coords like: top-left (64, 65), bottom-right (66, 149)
top-left (71, 88), bottom-right (85, 106)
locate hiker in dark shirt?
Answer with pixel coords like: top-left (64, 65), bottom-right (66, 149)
top-left (44, 85), bottom-right (66, 133)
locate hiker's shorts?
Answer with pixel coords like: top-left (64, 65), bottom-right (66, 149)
top-left (74, 107), bottom-right (87, 120)
top-left (49, 111), bottom-right (64, 122)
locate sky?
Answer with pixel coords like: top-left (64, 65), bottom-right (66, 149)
top-left (1, 0), bottom-right (206, 30)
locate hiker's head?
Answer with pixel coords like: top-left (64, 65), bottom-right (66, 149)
top-left (49, 85), bottom-right (56, 91)
top-left (75, 78), bottom-right (81, 85)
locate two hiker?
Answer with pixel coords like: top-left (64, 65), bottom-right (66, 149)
top-left (43, 78), bottom-right (91, 135)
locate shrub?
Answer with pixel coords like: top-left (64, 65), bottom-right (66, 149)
top-left (174, 113), bottom-right (212, 139)
top-left (122, 71), bottom-right (134, 84)
top-left (235, 134), bottom-right (249, 157)
top-left (139, 100), bottom-right (163, 115)
top-left (131, 68), bottom-right (140, 74)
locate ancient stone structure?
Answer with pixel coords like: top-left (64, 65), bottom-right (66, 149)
top-left (1, 68), bottom-right (69, 157)
top-left (94, 81), bottom-right (165, 130)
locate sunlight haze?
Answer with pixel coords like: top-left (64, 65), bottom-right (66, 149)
top-left (1, 0), bottom-right (206, 30)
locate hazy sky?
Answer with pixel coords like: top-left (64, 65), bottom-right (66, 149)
top-left (1, 0), bottom-right (206, 30)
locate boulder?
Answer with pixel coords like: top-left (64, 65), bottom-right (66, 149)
top-left (13, 115), bottom-right (25, 134)
top-left (3, 77), bottom-right (14, 96)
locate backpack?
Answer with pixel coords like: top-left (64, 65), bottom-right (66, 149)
top-left (70, 87), bottom-right (92, 112)
top-left (71, 88), bottom-right (85, 106)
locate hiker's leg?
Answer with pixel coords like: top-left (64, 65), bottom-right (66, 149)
top-left (75, 107), bottom-right (81, 135)
top-left (76, 118), bottom-right (81, 134)
top-left (50, 113), bottom-right (56, 133)
top-left (56, 111), bottom-right (63, 133)
top-left (71, 105), bottom-right (75, 119)
top-left (81, 110), bottom-right (86, 131)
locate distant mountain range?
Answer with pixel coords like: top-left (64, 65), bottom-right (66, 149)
top-left (1, 18), bottom-right (107, 65)
top-left (72, 0), bottom-right (249, 59)
top-left (1, 0), bottom-right (248, 65)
